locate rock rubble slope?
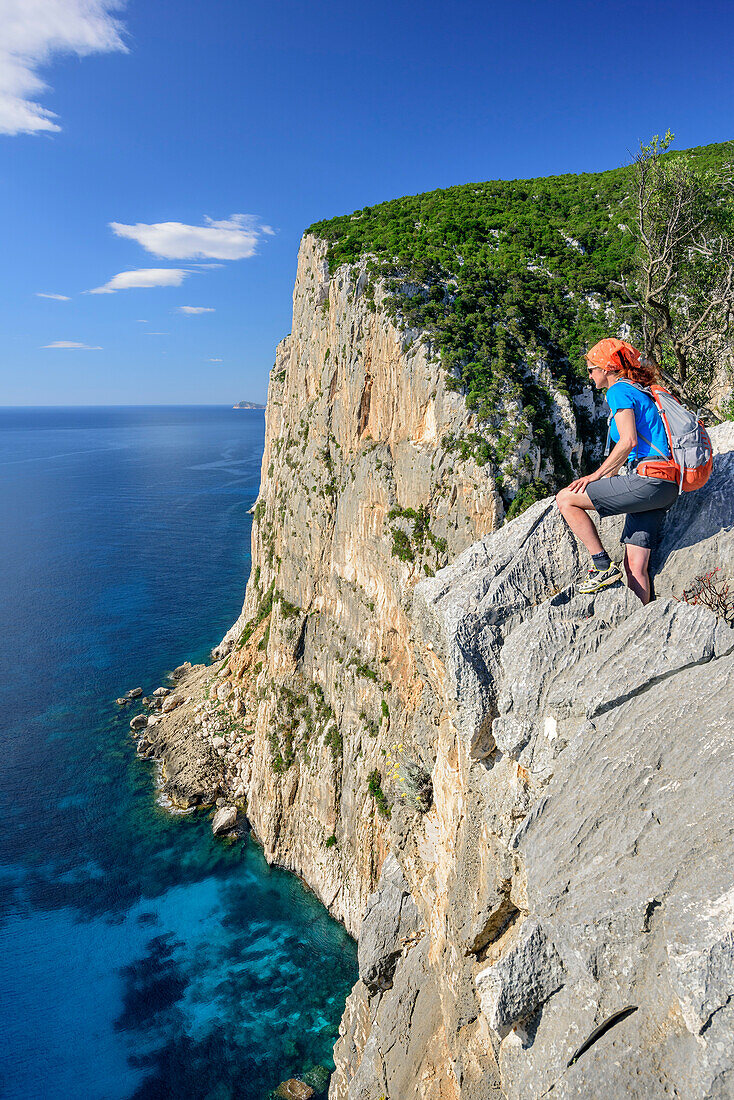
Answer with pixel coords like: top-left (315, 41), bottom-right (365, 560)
top-left (330, 422), bottom-right (734, 1099)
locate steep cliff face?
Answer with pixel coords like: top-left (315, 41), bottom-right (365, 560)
top-left (145, 235), bottom-right (733, 1099)
top-left (210, 234), bottom-right (585, 936)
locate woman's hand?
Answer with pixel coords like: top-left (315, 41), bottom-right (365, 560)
top-left (567, 471), bottom-right (602, 494)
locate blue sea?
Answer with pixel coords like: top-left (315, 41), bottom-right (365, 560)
top-left (0, 406), bottom-right (357, 1100)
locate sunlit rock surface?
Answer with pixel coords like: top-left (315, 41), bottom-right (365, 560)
top-left (331, 422), bottom-right (733, 1099)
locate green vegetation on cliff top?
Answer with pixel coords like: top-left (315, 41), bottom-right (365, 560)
top-left (308, 141), bottom-right (732, 494)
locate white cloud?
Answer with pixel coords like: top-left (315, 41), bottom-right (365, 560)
top-left (178, 306), bottom-right (215, 315)
top-left (136, 319), bottom-right (148, 322)
top-left (144, 331), bottom-right (168, 335)
top-left (42, 340), bottom-right (102, 349)
top-left (208, 358), bottom-right (223, 362)
top-left (0, 0), bottom-right (128, 136)
top-left (36, 291), bottom-right (70, 300)
top-left (109, 214), bottom-right (272, 260)
top-left (87, 268), bottom-right (188, 294)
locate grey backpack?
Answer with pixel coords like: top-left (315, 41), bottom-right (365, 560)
top-left (607, 381), bottom-right (713, 493)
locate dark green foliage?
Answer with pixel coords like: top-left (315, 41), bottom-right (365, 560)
top-left (360, 711), bottom-right (379, 737)
top-left (319, 446), bottom-right (334, 471)
top-left (381, 699), bottom-right (389, 720)
top-left (236, 581), bottom-right (275, 649)
top-left (504, 479), bottom-right (548, 521)
top-left (391, 527), bottom-right (414, 562)
top-left (389, 505), bottom-right (448, 568)
top-left (275, 591), bottom-right (301, 619)
top-left (325, 833), bottom-right (337, 848)
top-left (323, 724), bottom-right (343, 759)
top-left (346, 657), bottom-right (378, 682)
top-left (367, 770), bottom-right (391, 818)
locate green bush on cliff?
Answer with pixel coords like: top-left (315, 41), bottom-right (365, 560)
top-left (237, 581), bottom-right (275, 649)
top-left (504, 479), bottom-right (548, 522)
top-left (347, 656), bottom-right (378, 682)
top-left (274, 591), bottom-right (301, 619)
top-left (367, 770), bottom-right (391, 819)
top-left (391, 527), bottom-right (414, 562)
top-left (389, 505), bottom-right (449, 568)
top-left (324, 723), bottom-right (343, 759)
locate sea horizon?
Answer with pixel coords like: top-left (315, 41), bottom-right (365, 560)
top-left (0, 407), bottom-right (268, 411)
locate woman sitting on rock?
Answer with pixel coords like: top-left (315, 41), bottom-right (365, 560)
top-left (555, 338), bottom-right (678, 604)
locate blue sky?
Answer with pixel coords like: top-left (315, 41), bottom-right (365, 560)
top-left (0, 0), bottom-right (732, 405)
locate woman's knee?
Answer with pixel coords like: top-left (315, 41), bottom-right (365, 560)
top-left (624, 545), bottom-right (651, 579)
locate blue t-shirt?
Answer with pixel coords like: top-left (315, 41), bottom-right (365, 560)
top-left (606, 380), bottom-right (670, 462)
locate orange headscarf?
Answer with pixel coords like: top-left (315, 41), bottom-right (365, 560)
top-left (586, 338), bottom-right (642, 373)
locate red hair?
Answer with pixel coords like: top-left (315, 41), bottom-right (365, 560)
top-left (619, 353), bottom-right (661, 388)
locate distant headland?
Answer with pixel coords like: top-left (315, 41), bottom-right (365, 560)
top-left (232, 401), bottom-right (266, 409)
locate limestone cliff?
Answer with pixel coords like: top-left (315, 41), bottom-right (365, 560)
top-left (144, 235), bottom-right (733, 1099)
top-left (209, 233), bottom-right (586, 936)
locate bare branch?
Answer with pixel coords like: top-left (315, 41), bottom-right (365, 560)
top-left (624, 134), bottom-right (734, 411)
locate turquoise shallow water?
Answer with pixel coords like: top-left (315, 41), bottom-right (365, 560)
top-left (0, 406), bottom-right (357, 1100)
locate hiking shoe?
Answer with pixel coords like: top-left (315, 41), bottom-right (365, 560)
top-left (577, 563), bottom-right (624, 594)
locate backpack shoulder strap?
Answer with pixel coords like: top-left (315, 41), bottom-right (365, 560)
top-left (618, 378), bottom-right (651, 397)
top-left (635, 428), bottom-right (671, 462)
top-left (604, 379), bottom-right (646, 455)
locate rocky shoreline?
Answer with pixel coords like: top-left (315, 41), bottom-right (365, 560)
top-left (119, 658), bottom-right (251, 838)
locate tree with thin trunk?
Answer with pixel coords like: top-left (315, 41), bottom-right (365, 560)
top-left (613, 131), bottom-right (734, 410)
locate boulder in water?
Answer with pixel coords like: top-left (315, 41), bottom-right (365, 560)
top-left (130, 714), bottom-right (148, 731)
top-left (274, 1081), bottom-right (314, 1100)
top-left (212, 805), bottom-right (237, 835)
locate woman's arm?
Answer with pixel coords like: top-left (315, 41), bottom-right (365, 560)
top-left (567, 408), bottom-right (637, 493)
